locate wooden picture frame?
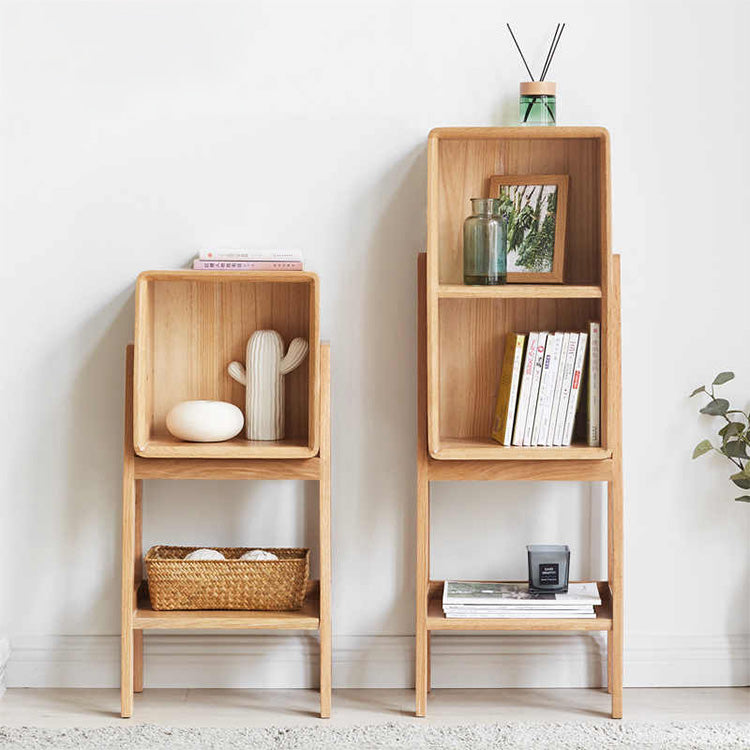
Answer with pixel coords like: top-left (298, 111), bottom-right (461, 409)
top-left (488, 174), bottom-right (568, 283)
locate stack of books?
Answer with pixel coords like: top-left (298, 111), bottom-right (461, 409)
top-left (442, 581), bottom-right (601, 619)
top-left (192, 249), bottom-right (303, 271)
top-left (491, 323), bottom-right (600, 448)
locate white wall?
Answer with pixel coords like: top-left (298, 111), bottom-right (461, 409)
top-left (1, 0), bottom-right (748, 688)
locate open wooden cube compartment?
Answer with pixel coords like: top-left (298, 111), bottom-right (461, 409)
top-left (430, 128), bottom-right (608, 287)
top-left (437, 296), bottom-right (609, 459)
top-left (133, 271), bottom-right (320, 458)
top-left (427, 128), bottom-right (613, 460)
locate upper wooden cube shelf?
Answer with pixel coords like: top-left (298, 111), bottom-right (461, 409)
top-left (426, 127), bottom-right (613, 461)
top-left (133, 271), bottom-right (320, 459)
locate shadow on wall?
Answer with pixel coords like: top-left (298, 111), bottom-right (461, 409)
top-left (6, 284), bottom-right (135, 638)
top-left (64, 287), bottom-right (135, 633)
top-left (355, 142), bottom-right (426, 644)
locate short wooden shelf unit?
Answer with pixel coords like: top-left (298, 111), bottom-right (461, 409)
top-left (416, 126), bottom-right (623, 718)
top-left (121, 271), bottom-right (331, 719)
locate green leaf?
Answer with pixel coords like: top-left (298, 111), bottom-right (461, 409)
top-left (734, 495), bottom-right (750, 503)
top-left (713, 372), bottom-right (735, 385)
top-left (719, 422), bottom-right (745, 439)
top-left (725, 441), bottom-right (748, 458)
top-left (690, 386), bottom-right (705, 397)
top-left (700, 398), bottom-right (729, 416)
top-left (731, 476), bottom-right (750, 490)
top-left (692, 440), bottom-right (713, 458)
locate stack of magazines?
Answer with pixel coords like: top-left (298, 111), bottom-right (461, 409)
top-left (192, 249), bottom-right (303, 271)
top-left (442, 581), bottom-right (601, 619)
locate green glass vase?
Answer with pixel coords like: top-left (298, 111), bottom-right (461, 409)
top-left (463, 198), bottom-right (507, 285)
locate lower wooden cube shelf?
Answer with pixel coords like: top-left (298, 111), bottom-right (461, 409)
top-left (426, 581), bottom-right (612, 632)
top-left (134, 581), bottom-right (321, 630)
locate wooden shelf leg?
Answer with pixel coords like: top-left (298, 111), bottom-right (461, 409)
top-left (318, 343), bottom-right (332, 719)
top-left (415, 471), bottom-right (429, 717)
top-left (415, 252), bottom-right (430, 718)
top-left (121, 346), bottom-right (136, 718)
top-left (426, 632), bottom-right (432, 693)
top-left (133, 631), bottom-right (143, 694)
top-left (607, 255), bottom-right (623, 719)
top-left (608, 474), bottom-right (623, 719)
top-left (121, 448), bottom-right (135, 717)
top-left (133, 478), bottom-right (144, 694)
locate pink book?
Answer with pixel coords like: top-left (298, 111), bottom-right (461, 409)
top-left (193, 260), bottom-right (303, 271)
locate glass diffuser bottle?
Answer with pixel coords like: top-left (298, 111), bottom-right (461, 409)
top-left (519, 81), bottom-right (556, 125)
top-left (463, 198), bottom-right (507, 285)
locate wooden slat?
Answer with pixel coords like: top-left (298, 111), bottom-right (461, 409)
top-left (134, 581), bottom-right (321, 630)
top-left (415, 254), bottom-right (430, 717)
top-left (434, 438), bottom-right (611, 462)
top-left (135, 436), bottom-right (316, 461)
top-left (133, 478), bottom-right (143, 694)
top-left (429, 126), bottom-right (610, 141)
top-left (121, 345), bottom-right (136, 718)
top-left (318, 343), bottom-right (332, 719)
top-left (134, 456), bottom-right (320, 480)
top-left (426, 581), bottom-right (612, 632)
top-left (438, 285), bottom-right (602, 299)
top-left (608, 254), bottom-right (624, 719)
top-left (427, 457), bottom-right (613, 482)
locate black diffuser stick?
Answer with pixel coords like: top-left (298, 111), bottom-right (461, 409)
top-left (506, 23), bottom-right (535, 80)
top-left (540, 24), bottom-right (560, 81)
top-left (522, 23), bottom-right (564, 122)
top-left (541, 23), bottom-right (565, 80)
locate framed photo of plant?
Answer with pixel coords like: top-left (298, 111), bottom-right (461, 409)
top-left (488, 174), bottom-right (568, 283)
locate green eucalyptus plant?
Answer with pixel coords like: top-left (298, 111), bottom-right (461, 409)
top-left (691, 371), bottom-right (750, 503)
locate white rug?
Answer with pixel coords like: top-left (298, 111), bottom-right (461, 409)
top-left (0, 722), bottom-right (748, 749)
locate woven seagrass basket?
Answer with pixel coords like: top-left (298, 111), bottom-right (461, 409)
top-left (144, 546), bottom-right (310, 611)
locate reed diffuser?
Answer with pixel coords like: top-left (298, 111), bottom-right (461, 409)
top-left (507, 23), bottom-right (565, 126)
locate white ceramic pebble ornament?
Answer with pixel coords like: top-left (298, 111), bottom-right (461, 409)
top-left (239, 549), bottom-right (278, 561)
top-left (166, 400), bottom-right (244, 442)
top-left (184, 548), bottom-right (226, 561)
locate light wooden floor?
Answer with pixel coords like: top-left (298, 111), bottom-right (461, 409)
top-left (0, 688), bottom-right (747, 727)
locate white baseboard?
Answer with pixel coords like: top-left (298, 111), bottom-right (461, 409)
top-left (5, 633), bottom-right (749, 689)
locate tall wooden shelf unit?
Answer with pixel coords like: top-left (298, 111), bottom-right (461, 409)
top-left (121, 271), bottom-right (331, 719)
top-left (416, 127), bottom-right (623, 718)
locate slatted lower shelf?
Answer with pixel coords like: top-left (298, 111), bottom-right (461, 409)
top-left (134, 581), bottom-right (320, 630)
top-left (427, 581), bottom-right (612, 632)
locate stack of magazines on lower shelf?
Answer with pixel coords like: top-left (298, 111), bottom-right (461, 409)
top-left (441, 581), bottom-right (602, 619)
top-left (491, 323), bottom-right (600, 448)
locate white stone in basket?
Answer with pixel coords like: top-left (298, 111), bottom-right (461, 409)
top-left (183, 548), bottom-right (226, 561)
top-left (239, 549), bottom-right (278, 561)
top-left (165, 400), bottom-right (244, 442)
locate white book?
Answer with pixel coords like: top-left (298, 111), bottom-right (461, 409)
top-left (511, 333), bottom-right (539, 446)
top-left (552, 334), bottom-right (580, 446)
top-left (443, 605), bottom-right (594, 614)
top-left (444, 611), bottom-right (596, 619)
top-left (532, 332), bottom-right (564, 445)
top-left (442, 581), bottom-right (602, 607)
top-left (198, 248), bottom-right (304, 262)
top-left (562, 332), bottom-right (589, 446)
top-left (587, 322), bottom-right (601, 447)
top-left (546, 332), bottom-right (571, 446)
top-left (522, 332), bottom-right (548, 446)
